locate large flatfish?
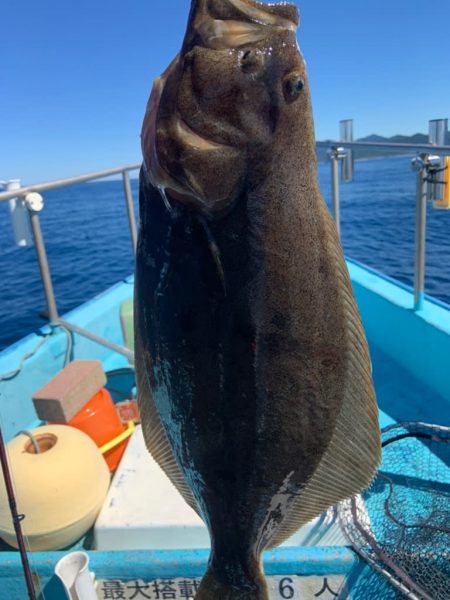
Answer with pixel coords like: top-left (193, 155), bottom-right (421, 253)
top-left (135, 1), bottom-right (381, 598)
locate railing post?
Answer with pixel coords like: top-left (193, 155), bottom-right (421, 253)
top-left (412, 157), bottom-right (428, 311)
top-left (122, 170), bottom-right (138, 256)
top-left (25, 193), bottom-right (59, 323)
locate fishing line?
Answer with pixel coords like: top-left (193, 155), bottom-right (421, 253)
top-left (158, 186), bottom-right (175, 216)
top-left (197, 215), bottom-right (227, 295)
top-left (16, 431), bottom-right (41, 455)
top-left (0, 426), bottom-right (38, 600)
top-left (0, 334), bottom-right (50, 382)
top-left (0, 325), bottom-right (72, 382)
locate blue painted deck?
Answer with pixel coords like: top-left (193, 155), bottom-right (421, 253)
top-left (0, 260), bottom-right (449, 599)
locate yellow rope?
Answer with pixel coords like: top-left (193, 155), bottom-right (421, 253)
top-left (99, 420), bottom-right (135, 455)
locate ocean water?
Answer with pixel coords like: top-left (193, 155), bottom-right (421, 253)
top-left (1, 155), bottom-right (450, 352)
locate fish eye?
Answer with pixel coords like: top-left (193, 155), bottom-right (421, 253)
top-left (239, 49), bottom-right (264, 73)
top-left (283, 73), bottom-right (305, 100)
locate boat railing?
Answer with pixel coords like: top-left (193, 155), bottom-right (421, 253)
top-left (316, 140), bottom-right (450, 153)
top-left (318, 118), bottom-right (450, 311)
top-left (0, 164), bottom-right (140, 359)
top-left (1, 122), bottom-right (450, 344)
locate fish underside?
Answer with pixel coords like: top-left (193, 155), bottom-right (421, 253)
top-left (135, 1), bottom-right (381, 599)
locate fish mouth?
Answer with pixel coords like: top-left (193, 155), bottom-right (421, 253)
top-left (187, 0), bottom-right (299, 50)
top-left (142, 0), bottom-right (300, 214)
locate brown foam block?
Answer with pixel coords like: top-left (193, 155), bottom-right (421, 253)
top-left (32, 360), bottom-right (106, 423)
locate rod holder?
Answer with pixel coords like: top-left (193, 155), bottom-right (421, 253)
top-left (428, 119), bottom-right (449, 207)
top-left (3, 180), bottom-right (33, 247)
top-left (340, 119), bottom-right (354, 182)
top-left (328, 146), bottom-right (348, 238)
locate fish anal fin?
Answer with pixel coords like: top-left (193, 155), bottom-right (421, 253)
top-left (135, 329), bottom-right (201, 518)
top-left (266, 208), bottom-right (381, 548)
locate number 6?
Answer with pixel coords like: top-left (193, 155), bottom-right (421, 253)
top-left (279, 577), bottom-right (295, 599)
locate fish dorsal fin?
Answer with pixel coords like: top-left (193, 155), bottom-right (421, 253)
top-left (266, 206), bottom-right (380, 548)
top-left (135, 327), bottom-right (201, 518)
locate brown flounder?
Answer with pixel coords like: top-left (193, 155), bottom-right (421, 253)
top-left (135, 1), bottom-right (381, 598)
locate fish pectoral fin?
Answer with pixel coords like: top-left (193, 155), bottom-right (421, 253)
top-left (135, 329), bottom-right (202, 518)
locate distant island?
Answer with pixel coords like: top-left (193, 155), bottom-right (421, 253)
top-left (317, 133), bottom-right (429, 162)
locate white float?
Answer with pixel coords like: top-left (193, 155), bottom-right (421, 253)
top-left (0, 425), bottom-right (110, 551)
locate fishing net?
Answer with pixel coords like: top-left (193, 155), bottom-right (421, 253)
top-left (338, 421), bottom-right (450, 600)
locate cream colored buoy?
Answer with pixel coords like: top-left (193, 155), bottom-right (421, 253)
top-left (0, 425), bottom-right (110, 551)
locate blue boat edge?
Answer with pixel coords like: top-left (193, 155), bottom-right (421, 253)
top-left (0, 258), bottom-right (449, 599)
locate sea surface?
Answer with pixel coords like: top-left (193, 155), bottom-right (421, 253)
top-left (1, 155), bottom-right (450, 352)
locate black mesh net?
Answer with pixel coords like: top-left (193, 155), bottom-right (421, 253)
top-left (338, 422), bottom-right (450, 600)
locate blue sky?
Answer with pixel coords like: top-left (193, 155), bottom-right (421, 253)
top-left (1, 0), bottom-right (449, 183)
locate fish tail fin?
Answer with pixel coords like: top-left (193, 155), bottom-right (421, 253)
top-left (195, 565), bottom-right (269, 600)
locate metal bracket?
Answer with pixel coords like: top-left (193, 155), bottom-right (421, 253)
top-left (24, 192), bottom-right (44, 213)
top-left (327, 146), bottom-right (348, 160)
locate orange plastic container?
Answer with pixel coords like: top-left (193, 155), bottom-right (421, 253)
top-left (68, 388), bottom-right (127, 472)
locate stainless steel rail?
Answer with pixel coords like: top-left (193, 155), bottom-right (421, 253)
top-left (1, 163), bottom-right (141, 342)
top-left (0, 163), bottom-right (141, 203)
top-left (57, 318), bottom-right (134, 363)
top-left (122, 170), bottom-right (138, 256)
top-left (317, 140), bottom-right (450, 156)
top-left (2, 129), bottom-right (450, 345)
top-left (324, 128), bottom-right (450, 312)
top-left (2, 140), bottom-right (449, 206)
